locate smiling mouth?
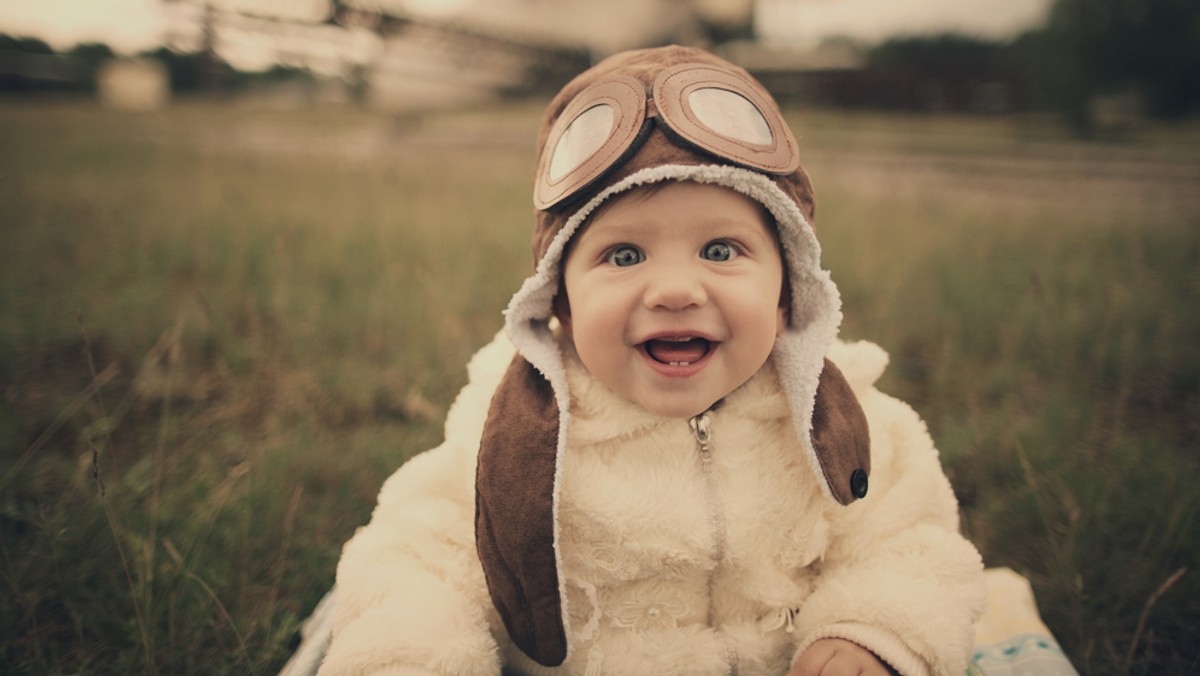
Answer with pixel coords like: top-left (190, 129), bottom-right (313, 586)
top-left (641, 336), bottom-right (714, 366)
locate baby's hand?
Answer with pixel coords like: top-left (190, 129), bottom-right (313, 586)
top-left (789, 638), bottom-right (894, 676)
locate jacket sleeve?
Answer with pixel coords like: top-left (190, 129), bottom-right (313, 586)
top-left (318, 334), bottom-right (517, 676)
top-left (792, 341), bottom-right (988, 676)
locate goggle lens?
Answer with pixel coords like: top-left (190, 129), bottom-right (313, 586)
top-left (548, 104), bottom-right (616, 182)
top-left (688, 87), bottom-right (774, 147)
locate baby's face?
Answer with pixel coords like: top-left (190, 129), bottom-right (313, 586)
top-left (558, 181), bottom-right (786, 419)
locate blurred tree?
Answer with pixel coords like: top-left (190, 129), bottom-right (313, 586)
top-left (690, 0), bottom-right (756, 44)
top-left (66, 42), bottom-right (116, 91)
top-left (137, 46), bottom-right (235, 94)
top-left (863, 35), bottom-right (1016, 112)
top-left (135, 45), bottom-right (316, 95)
top-left (0, 34), bottom-right (54, 55)
top-left (0, 33), bottom-right (82, 92)
top-left (1026, 0), bottom-right (1200, 129)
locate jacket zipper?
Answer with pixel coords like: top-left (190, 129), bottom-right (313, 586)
top-left (689, 412), bottom-right (739, 676)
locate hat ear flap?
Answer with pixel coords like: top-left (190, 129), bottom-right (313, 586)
top-left (810, 359), bottom-right (872, 504)
top-left (475, 355), bottom-right (569, 666)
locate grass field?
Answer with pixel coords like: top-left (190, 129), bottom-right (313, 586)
top-left (1, 99), bottom-right (1197, 675)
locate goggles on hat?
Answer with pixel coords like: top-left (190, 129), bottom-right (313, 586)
top-left (534, 62), bottom-right (801, 211)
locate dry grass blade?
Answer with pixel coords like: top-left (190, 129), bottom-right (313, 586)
top-left (1124, 566), bottom-right (1187, 671)
top-left (0, 362), bottom-right (119, 492)
top-left (185, 569), bottom-right (248, 655)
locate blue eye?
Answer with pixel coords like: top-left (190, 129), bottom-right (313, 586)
top-left (702, 241), bottom-right (735, 262)
top-left (606, 245), bottom-right (644, 267)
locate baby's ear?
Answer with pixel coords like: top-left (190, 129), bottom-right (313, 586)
top-left (552, 288), bottom-right (572, 334)
top-left (778, 276), bottom-right (792, 330)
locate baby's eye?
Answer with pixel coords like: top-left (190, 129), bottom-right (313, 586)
top-left (702, 241), bottom-right (737, 262)
top-left (606, 245), bottom-right (644, 267)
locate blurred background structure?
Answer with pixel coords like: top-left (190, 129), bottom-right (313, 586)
top-left (2, 0), bottom-right (1198, 128)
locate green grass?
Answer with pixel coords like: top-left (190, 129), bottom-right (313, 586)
top-left (1, 100), bottom-right (1197, 674)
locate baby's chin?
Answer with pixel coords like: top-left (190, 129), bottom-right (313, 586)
top-left (629, 394), bottom-right (720, 420)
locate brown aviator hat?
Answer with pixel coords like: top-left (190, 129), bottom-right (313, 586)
top-left (475, 45), bottom-right (870, 667)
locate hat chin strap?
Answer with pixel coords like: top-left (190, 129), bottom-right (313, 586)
top-left (476, 163), bottom-right (870, 666)
top-left (476, 354), bottom-right (567, 666)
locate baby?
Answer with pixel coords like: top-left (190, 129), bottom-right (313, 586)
top-left (319, 46), bottom-right (986, 675)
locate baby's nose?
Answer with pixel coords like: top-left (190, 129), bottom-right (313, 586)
top-left (643, 269), bottom-right (707, 311)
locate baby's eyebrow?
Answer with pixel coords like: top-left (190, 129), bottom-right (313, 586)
top-left (693, 216), bottom-right (776, 241)
top-left (574, 218), bottom-right (652, 243)
top-left (597, 215), bottom-right (767, 236)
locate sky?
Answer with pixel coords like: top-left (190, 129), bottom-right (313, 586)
top-left (755, 0), bottom-right (1052, 46)
top-left (0, 0), bottom-right (1054, 56)
top-left (0, 0), bottom-right (169, 52)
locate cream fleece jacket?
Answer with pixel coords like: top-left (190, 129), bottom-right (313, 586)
top-left (319, 334), bottom-right (986, 676)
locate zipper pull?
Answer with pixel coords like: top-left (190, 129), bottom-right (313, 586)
top-left (688, 412), bottom-right (712, 448)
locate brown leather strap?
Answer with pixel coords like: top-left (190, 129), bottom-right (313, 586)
top-left (810, 359), bottom-right (872, 504)
top-left (475, 355), bottom-right (568, 666)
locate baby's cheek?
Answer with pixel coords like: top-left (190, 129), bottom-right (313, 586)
top-left (571, 333), bottom-right (611, 374)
